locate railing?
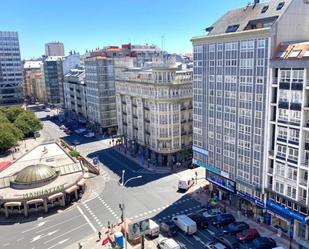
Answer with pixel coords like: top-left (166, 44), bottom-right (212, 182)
top-left (301, 160), bottom-right (309, 168)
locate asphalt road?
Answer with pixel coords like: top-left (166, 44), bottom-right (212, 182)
top-left (0, 109), bottom-right (207, 249)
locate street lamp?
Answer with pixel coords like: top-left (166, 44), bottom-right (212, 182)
top-left (119, 172), bottom-right (142, 249)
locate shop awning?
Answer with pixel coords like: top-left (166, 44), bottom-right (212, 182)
top-left (65, 185), bottom-right (78, 194)
top-left (48, 192), bottom-right (63, 201)
top-left (4, 201), bottom-right (21, 207)
top-left (77, 178), bottom-right (85, 186)
top-left (26, 199), bottom-right (44, 205)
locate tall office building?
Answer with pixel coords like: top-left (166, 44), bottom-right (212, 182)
top-left (115, 56), bottom-right (193, 167)
top-left (45, 42), bottom-right (65, 57)
top-left (0, 31), bottom-right (23, 105)
top-left (84, 56), bottom-right (117, 134)
top-left (191, 0), bottom-right (309, 243)
top-left (43, 56), bottom-right (64, 106)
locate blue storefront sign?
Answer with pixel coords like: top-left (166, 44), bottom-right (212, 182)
top-left (192, 158), bottom-right (221, 176)
top-left (266, 200), bottom-right (306, 224)
top-left (237, 191), bottom-right (265, 208)
top-left (207, 171), bottom-right (236, 193)
top-left (192, 146), bottom-right (209, 157)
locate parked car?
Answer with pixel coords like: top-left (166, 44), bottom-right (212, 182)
top-left (203, 208), bottom-right (222, 218)
top-left (84, 132), bottom-right (95, 138)
top-left (64, 128), bottom-right (71, 134)
top-left (211, 214), bottom-right (235, 227)
top-left (147, 219), bottom-right (159, 238)
top-left (74, 128), bottom-right (86, 134)
top-left (222, 221), bottom-right (249, 235)
top-left (171, 215), bottom-right (197, 235)
top-left (60, 125), bottom-right (66, 130)
top-left (204, 241), bottom-right (228, 249)
top-left (217, 235), bottom-right (240, 249)
top-left (237, 228), bottom-right (260, 243)
top-left (160, 221), bottom-right (178, 237)
top-left (188, 213), bottom-right (209, 229)
top-left (240, 237), bottom-right (277, 249)
top-left (178, 175), bottom-right (194, 191)
top-left (157, 238), bottom-right (180, 249)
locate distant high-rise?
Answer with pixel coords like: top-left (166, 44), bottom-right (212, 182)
top-left (0, 31), bottom-right (23, 105)
top-left (45, 42), bottom-right (65, 57)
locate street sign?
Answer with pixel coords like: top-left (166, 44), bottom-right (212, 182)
top-left (127, 219), bottom-right (149, 240)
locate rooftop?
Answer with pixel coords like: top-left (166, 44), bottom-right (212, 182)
top-left (273, 42), bottom-right (309, 60)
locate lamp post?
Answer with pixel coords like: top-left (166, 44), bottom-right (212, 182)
top-left (119, 173), bottom-right (142, 249)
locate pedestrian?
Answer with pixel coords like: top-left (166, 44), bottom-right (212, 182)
top-left (98, 231), bottom-right (102, 240)
top-left (78, 242), bottom-right (82, 249)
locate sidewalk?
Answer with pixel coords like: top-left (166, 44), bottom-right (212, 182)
top-left (189, 182), bottom-right (296, 249)
top-left (113, 145), bottom-right (186, 174)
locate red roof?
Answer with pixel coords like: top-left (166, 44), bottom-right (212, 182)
top-left (0, 161), bottom-right (12, 172)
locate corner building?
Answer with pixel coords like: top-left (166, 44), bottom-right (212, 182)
top-left (191, 0), bottom-right (309, 237)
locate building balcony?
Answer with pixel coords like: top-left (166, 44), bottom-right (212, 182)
top-left (291, 83), bottom-right (303, 91)
top-left (278, 101), bottom-right (289, 109)
top-left (272, 77), bottom-right (278, 85)
top-left (305, 142), bottom-right (309, 151)
top-left (301, 160), bottom-right (309, 168)
top-left (290, 102), bottom-right (302, 111)
top-left (279, 82), bottom-right (290, 89)
top-left (269, 150), bottom-right (274, 157)
top-left (268, 167), bottom-right (274, 174)
top-left (299, 179), bottom-right (308, 187)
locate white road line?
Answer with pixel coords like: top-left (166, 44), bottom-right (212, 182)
top-left (178, 232), bottom-right (194, 245)
top-left (35, 215), bottom-right (82, 234)
top-left (197, 231), bottom-right (211, 240)
top-left (22, 221), bottom-right (49, 234)
top-left (46, 238), bottom-right (70, 249)
top-left (77, 206), bottom-right (96, 232)
top-left (17, 237), bottom-right (24, 242)
top-left (3, 243), bottom-right (10, 247)
top-left (43, 223), bottom-right (87, 244)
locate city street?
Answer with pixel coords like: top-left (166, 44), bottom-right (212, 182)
top-left (0, 109), bottom-right (206, 249)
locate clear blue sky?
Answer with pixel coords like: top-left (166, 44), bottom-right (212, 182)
top-left (1, 0), bottom-right (249, 59)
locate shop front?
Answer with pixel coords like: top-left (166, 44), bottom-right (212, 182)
top-left (237, 191), bottom-right (265, 222)
top-left (266, 200), bottom-right (307, 245)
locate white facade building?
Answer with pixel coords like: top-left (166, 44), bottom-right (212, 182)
top-left (45, 42), bottom-right (65, 57)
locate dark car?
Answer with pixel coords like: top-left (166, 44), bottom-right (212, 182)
top-left (222, 222), bottom-right (249, 235)
top-left (160, 221), bottom-right (177, 237)
top-left (212, 214), bottom-right (235, 227)
top-left (237, 228), bottom-right (260, 243)
top-left (241, 237), bottom-right (277, 249)
top-left (218, 235), bottom-right (240, 249)
top-left (188, 214), bottom-right (209, 229)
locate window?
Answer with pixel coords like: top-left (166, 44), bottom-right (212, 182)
top-left (278, 126), bottom-right (288, 140)
top-left (287, 185), bottom-right (296, 199)
top-left (277, 51), bottom-right (286, 58)
top-left (304, 51), bottom-right (309, 57)
top-left (226, 24), bottom-right (240, 33)
top-left (277, 144), bottom-right (286, 158)
top-left (288, 147), bottom-right (298, 161)
top-left (276, 2), bottom-right (285, 10)
top-left (287, 167), bottom-right (297, 181)
top-left (289, 50), bottom-right (301, 58)
top-left (261, 5), bottom-right (269, 13)
top-left (275, 181), bottom-right (284, 194)
top-left (275, 163), bottom-right (285, 177)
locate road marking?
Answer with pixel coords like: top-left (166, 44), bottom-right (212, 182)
top-left (197, 230), bottom-right (211, 240)
top-left (77, 206), bottom-right (96, 232)
top-left (43, 223), bottom-right (88, 244)
top-left (17, 237), bottom-right (24, 242)
top-left (35, 215), bottom-right (82, 234)
top-left (46, 238), bottom-right (70, 249)
top-left (3, 243), bottom-right (10, 247)
top-left (22, 221), bottom-right (48, 233)
top-left (178, 232), bottom-right (194, 245)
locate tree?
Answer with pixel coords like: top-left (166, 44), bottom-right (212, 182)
top-left (0, 106), bottom-right (24, 123)
top-left (0, 111), bottom-right (9, 123)
top-left (0, 123), bottom-right (23, 151)
top-left (14, 111), bottom-right (42, 137)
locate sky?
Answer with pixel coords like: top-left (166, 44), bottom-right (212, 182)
top-left (0, 0), bottom-right (249, 59)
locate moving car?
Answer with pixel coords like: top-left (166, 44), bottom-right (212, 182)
top-left (157, 238), bottom-right (180, 249)
top-left (203, 208), bottom-right (222, 218)
top-left (178, 175), bottom-right (194, 191)
top-left (237, 228), bottom-right (260, 243)
top-left (171, 215), bottom-right (197, 235)
top-left (160, 221), bottom-right (178, 237)
top-left (84, 132), bottom-right (95, 138)
top-left (240, 237), bottom-right (277, 249)
top-left (74, 128), bottom-right (87, 134)
top-left (222, 221), bottom-right (249, 235)
top-left (205, 241), bottom-right (228, 249)
top-left (218, 235), bottom-right (240, 249)
top-left (211, 214), bottom-right (235, 227)
top-left (188, 213), bottom-right (209, 229)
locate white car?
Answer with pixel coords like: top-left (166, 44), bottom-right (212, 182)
top-left (204, 241), bottom-right (227, 249)
top-left (84, 132), bottom-right (95, 138)
top-left (60, 125), bottom-right (66, 130)
top-left (45, 108), bottom-right (51, 112)
top-left (203, 208), bottom-right (222, 218)
top-left (157, 238), bottom-right (180, 249)
top-left (74, 128), bottom-right (86, 134)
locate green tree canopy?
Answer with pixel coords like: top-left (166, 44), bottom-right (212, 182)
top-left (0, 106), bottom-right (24, 123)
top-left (0, 123), bottom-right (23, 151)
top-left (0, 111), bottom-right (9, 123)
top-left (14, 111), bottom-right (42, 137)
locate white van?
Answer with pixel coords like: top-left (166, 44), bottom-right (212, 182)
top-left (157, 238), bottom-right (181, 249)
top-left (178, 175), bottom-right (194, 191)
top-left (147, 219), bottom-right (159, 238)
top-left (171, 215), bottom-right (197, 235)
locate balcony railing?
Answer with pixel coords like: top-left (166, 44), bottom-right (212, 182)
top-left (301, 160), bottom-right (309, 168)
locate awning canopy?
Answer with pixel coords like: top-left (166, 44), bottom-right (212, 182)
top-left (77, 178), bottom-right (85, 186)
top-left (48, 192), bottom-right (63, 201)
top-left (4, 201), bottom-right (21, 207)
top-left (26, 199), bottom-right (44, 205)
top-left (65, 185), bottom-right (78, 194)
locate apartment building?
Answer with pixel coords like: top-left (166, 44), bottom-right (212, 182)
top-left (45, 42), bottom-right (65, 57)
top-left (268, 42), bottom-right (309, 248)
top-left (116, 56), bottom-right (193, 167)
top-left (43, 56), bottom-right (64, 106)
top-left (0, 31), bottom-right (23, 105)
top-left (23, 60), bottom-right (45, 103)
top-left (63, 68), bottom-right (87, 122)
top-left (84, 56), bottom-right (117, 134)
top-left (191, 0), bottom-right (309, 244)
